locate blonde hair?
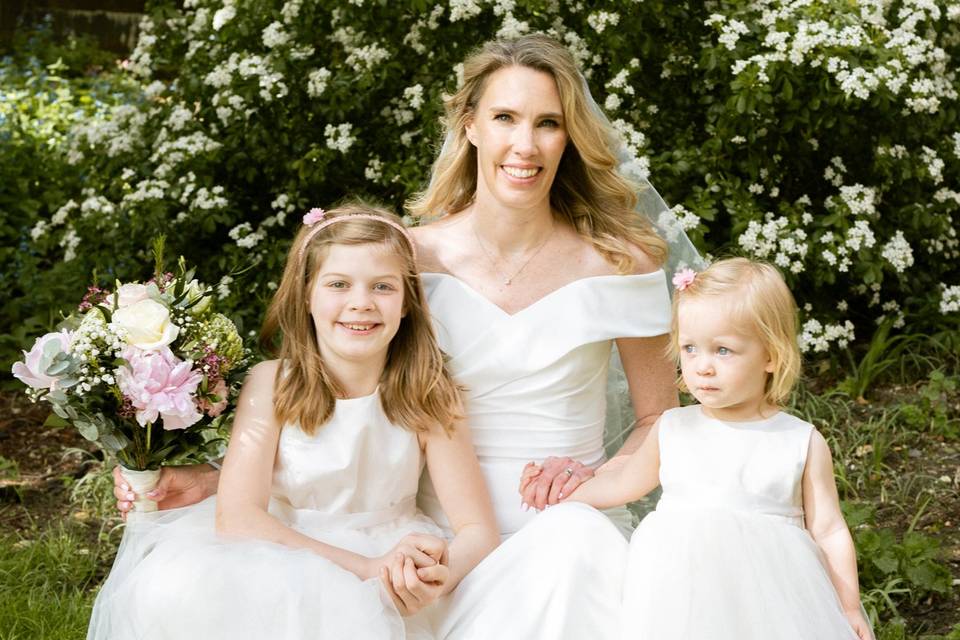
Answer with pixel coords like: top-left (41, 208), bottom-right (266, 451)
top-left (260, 201), bottom-right (462, 436)
top-left (407, 33), bottom-right (667, 273)
top-left (668, 257), bottom-right (801, 406)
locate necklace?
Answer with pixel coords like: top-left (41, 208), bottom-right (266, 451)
top-left (473, 219), bottom-right (555, 286)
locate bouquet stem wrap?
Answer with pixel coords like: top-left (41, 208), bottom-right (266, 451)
top-left (119, 466), bottom-right (161, 513)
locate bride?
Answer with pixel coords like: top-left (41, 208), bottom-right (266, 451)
top-left (113, 34), bottom-right (694, 639)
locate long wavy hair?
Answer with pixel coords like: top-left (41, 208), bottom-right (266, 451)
top-left (260, 201), bottom-right (462, 435)
top-left (407, 33), bottom-right (667, 273)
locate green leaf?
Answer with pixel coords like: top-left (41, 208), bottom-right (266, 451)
top-left (42, 413), bottom-right (69, 428)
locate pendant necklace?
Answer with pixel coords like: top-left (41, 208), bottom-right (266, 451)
top-left (473, 219), bottom-right (555, 286)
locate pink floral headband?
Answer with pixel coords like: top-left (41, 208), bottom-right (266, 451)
top-left (298, 207), bottom-right (417, 261)
top-left (672, 268), bottom-right (697, 291)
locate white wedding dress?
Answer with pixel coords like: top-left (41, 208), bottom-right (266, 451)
top-left (418, 271), bottom-right (672, 640)
top-left (621, 405), bottom-right (865, 639)
top-left (87, 391), bottom-right (443, 640)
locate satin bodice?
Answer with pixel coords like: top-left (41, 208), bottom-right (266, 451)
top-left (657, 405), bottom-right (813, 525)
top-left (419, 271), bottom-right (672, 536)
top-left (270, 391), bottom-right (423, 530)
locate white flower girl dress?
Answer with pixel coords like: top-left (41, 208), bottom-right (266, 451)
top-left (88, 390), bottom-right (443, 640)
top-left (620, 405), bottom-right (865, 640)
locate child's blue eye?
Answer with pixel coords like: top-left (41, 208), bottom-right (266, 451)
top-left (682, 344), bottom-right (696, 354)
top-left (717, 347), bottom-right (731, 356)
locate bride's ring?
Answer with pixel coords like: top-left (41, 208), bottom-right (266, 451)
top-left (564, 467), bottom-right (574, 477)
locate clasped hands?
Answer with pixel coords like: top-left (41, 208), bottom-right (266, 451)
top-left (368, 533), bottom-right (450, 616)
top-left (517, 455), bottom-right (598, 511)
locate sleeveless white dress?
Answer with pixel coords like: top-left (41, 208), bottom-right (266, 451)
top-left (621, 405), bottom-right (864, 639)
top-left (87, 391), bottom-right (443, 640)
top-left (419, 271), bottom-right (672, 640)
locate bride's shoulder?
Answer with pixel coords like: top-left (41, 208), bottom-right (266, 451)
top-left (568, 231), bottom-right (661, 277)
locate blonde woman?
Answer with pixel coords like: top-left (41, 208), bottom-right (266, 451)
top-left (114, 35), bottom-right (690, 639)
top-left (406, 34), bottom-right (677, 638)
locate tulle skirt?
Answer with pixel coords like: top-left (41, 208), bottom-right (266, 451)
top-left (87, 496), bottom-right (443, 640)
top-left (428, 502), bottom-right (629, 640)
top-left (620, 504), bottom-right (866, 640)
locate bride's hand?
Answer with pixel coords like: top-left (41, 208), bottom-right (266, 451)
top-left (519, 456), bottom-right (594, 511)
top-left (379, 552), bottom-right (450, 616)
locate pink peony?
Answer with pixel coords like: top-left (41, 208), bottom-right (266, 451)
top-left (117, 346), bottom-right (203, 430)
top-left (11, 330), bottom-right (73, 390)
top-left (198, 378), bottom-right (229, 417)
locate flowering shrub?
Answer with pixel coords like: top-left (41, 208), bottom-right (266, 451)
top-left (4, 0), bottom-right (958, 369)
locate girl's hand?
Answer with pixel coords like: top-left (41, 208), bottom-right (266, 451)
top-left (844, 608), bottom-right (873, 640)
top-left (519, 456), bottom-right (594, 511)
top-left (366, 533), bottom-right (447, 579)
top-left (379, 552), bottom-right (450, 616)
top-left (517, 462), bottom-right (542, 496)
top-left (113, 464), bottom-right (219, 519)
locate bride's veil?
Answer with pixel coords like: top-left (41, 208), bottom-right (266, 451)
top-left (578, 77), bottom-right (706, 515)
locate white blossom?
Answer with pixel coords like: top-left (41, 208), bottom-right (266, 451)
top-left (212, 2), bottom-right (236, 31)
top-left (307, 68), bottom-right (331, 97)
top-left (325, 123), bottom-right (356, 153)
top-left (940, 284), bottom-right (960, 313)
top-left (365, 156), bottom-right (384, 182)
top-left (881, 230), bottom-right (914, 272)
top-left (799, 317), bottom-right (855, 353)
top-left (587, 11), bottom-right (620, 34)
top-left (262, 22), bottom-right (290, 49)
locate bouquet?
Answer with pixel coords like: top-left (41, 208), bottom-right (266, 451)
top-left (11, 243), bottom-right (246, 511)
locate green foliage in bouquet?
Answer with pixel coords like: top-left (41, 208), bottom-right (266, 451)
top-left (2, 1), bottom-right (958, 382)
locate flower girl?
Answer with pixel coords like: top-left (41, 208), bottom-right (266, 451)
top-left (88, 202), bottom-right (498, 640)
top-left (526, 257), bottom-right (873, 640)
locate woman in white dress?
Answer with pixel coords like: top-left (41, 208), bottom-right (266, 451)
top-left (114, 34), bottom-right (685, 639)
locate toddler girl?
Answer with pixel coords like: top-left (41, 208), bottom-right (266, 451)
top-left (525, 257), bottom-right (873, 640)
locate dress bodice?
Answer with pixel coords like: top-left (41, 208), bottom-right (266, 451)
top-left (419, 271), bottom-right (672, 536)
top-left (270, 391), bottom-right (423, 530)
top-left (657, 405), bottom-right (813, 524)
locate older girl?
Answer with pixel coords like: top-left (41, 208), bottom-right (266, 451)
top-left (92, 203), bottom-right (497, 640)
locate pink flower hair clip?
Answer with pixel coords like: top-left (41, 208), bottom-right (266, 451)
top-left (672, 268), bottom-right (697, 291)
top-left (302, 208), bottom-right (326, 225)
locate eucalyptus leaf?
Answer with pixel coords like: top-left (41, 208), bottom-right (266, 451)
top-left (74, 420), bottom-right (99, 441)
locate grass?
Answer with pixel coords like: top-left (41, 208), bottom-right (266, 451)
top-left (0, 524), bottom-right (104, 640)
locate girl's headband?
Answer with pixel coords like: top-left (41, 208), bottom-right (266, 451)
top-left (297, 208), bottom-right (418, 261)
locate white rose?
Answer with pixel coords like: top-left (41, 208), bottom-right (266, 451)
top-left (105, 283), bottom-right (150, 309)
top-left (118, 283), bottom-right (151, 307)
top-left (112, 299), bottom-right (179, 350)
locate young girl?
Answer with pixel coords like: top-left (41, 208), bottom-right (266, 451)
top-left (523, 257), bottom-right (873, 640)
top-left (88, 203), bottom-right (498, 640)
